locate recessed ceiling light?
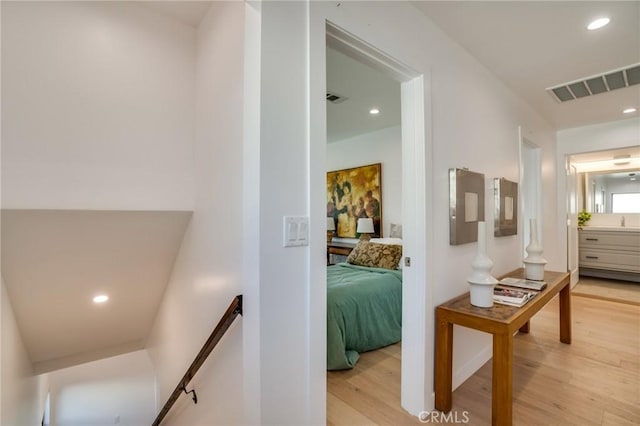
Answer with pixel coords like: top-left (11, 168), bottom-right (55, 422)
top-left (93, 294), bottom-right (109, 304)
top-left (369, 108), bottom-right (380, 115)
top-left (623, 107), bottom-right (637, 114)
top-left (587, 17), bottom-right (610, 31)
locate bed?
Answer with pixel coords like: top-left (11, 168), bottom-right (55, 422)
top-left (327, 262), bottom-right (402, 370)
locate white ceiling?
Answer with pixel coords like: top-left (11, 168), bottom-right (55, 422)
top-left (328, 1), bottom-right (639, 141)
top-left (413, 1), bottom-right (640, 130)
top-left (146, 2), bottom-right (639, 139)
top-left (141, 1), bottom-right (212, 27)
top-left (1, 210), bottom-right (192, 373)
top-left (326, 47), bottom-right (401, 142)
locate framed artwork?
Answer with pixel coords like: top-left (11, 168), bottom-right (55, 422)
top-left (327, 163), bottom-right (382, 238)
top-left (494, 178), bottom-right (518, 237)
top-left (449, 168), bottom-right (485, 245)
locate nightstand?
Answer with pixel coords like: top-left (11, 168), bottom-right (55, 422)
top-left (327, 241), bottom-right (356, 265)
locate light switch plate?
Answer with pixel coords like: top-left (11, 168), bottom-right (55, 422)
top-left (283, 216), bottom-right (309, 247)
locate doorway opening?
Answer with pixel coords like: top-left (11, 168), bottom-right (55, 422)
top-left (519, 131), bottom-right (542, 258)
top-left (323, 22), bottom-right (430, 419)
top-left (564, 146), bottom-right (640, 287)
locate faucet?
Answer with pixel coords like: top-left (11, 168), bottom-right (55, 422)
top-left (621, 216), bottom-right (625, 227)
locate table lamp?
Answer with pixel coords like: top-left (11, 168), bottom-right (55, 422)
top-left (357, 218), bottom-right (374, 241)
top-left (327, 217), bottom-right (336, 243)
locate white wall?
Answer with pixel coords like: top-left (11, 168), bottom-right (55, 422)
top-left (251, 2), bottom-right (559, 423)
top-left (145, 2), bottom-right (244, 425)
top-left (327, 126), bottom-right (402, 236)
top-left (1, 1), bottom-right (195, 211)
top-left (47, 350), bottom-right (155, 426)
top-left (1, 279), bottom-right (48, 426)
top-left (241, 3), bottom-right (262, 424)
top-left (243, 2), bottom-right (318, 424)
top-left (558, 118), bottom-right (640, 155)
top-left (588, 213), bottom-right (640, 227)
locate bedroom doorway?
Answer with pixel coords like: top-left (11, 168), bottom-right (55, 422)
top-left (323, 22), bottom-right (429, 419)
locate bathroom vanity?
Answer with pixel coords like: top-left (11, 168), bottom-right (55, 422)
top-left (579, 226), bottom-right (640, 282)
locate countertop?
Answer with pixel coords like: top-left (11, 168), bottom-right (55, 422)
top-left (580, 226), bottom-right (640, 232)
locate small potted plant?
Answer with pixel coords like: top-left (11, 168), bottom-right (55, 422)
top-left (578, 211), bottom-right (592, 228)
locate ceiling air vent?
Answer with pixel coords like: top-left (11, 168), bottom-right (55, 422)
top-left (546, 63), bottom-right (640, 103)
top-left (326, 91), bottom-right (348, 104)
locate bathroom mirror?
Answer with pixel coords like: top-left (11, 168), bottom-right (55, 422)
top-left (582, 170), bottom-right (640, 213)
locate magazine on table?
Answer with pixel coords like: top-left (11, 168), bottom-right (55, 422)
top-left (499, 277), bottom-right (547, 291)
top-left (493, 285), bottom-right (538, 307)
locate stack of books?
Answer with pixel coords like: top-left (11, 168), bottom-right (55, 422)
top-left (493, 278), bottom-right (546, 307)
top-left (498, 277), bottom-right (547, 291)
top-left (493, 286), bottom-right (538, 307)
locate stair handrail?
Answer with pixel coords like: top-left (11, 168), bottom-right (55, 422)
top-left (151, 295), bottom-right (243, 426)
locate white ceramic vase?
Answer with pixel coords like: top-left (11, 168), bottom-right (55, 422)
top-left (468, 221), bottom-right (499, 308)
top-left (523, 218), bottom-right (547, 281)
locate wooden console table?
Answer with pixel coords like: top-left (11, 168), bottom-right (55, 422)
top-left (434, 269), bottom-right (571, 426)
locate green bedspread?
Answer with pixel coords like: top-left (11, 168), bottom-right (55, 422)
top-left (327, 263), bottom-right (402, 370)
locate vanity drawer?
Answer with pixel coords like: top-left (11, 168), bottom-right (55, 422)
top-left (579, 231), bottom-right (640, 250)
top-left (579, 249), bottom-right (640, 272)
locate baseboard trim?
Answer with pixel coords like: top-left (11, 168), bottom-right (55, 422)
top-left (579, 269), bottom-right (640, 283)
top-left (452, 344), bottom-right (492, 390)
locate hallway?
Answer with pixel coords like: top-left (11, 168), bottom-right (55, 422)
top-left (327, 295), bottom-right (640, 425)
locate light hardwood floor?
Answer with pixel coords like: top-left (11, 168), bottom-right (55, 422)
top-left (572, 276), bottom-right (640, 305)
top-left (327, 295), bottom-right (640, 425)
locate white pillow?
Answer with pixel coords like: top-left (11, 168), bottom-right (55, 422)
top-left (370, 237), bottom-right (403, 245)
top-left (369, 238), bottom-right (403, 269)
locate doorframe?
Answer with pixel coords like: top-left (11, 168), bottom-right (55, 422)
top-left (321, 22), bottom-right (432, 416)
top-left (565, 160), bottom-right (580, 285)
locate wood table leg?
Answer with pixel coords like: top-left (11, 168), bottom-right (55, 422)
top-left (492, 332), bottom-right (513, 426)
top-left (434, 316), bottom-right (453, 412)
top-left (519, 320), bottom-right (530, 334)
top-left (559, 281), bottom-right (572, 344)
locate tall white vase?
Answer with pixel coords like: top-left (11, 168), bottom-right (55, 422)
top-left (523, 218), bottom-right (547, 280)
top-left (468, 221), bottom-right (498, 307)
